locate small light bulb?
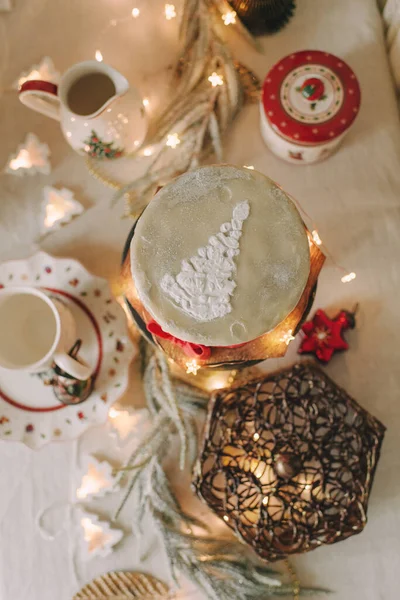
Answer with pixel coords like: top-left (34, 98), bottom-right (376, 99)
top-left (95, 50), bottom-right (103, 62)
top-left (132, 7), bottom-right (140, 18)
top-left (311, 229), bottom-right (322, 246)
top-left (262, 496), bottom-right (269, 506)
top-left (281, 329), bottom-right (295, 346)
top-left (165, 4), bottom-right (176, 20)
top-left (253, 432), bottom-right (260, 441)
top-left (341, 272), bottom-right (356, 283)
top-left (185, 359), bottom-right (200, 375)
top-left (143, 147), bottom-right (153, 156)
top-left (142, 98), bottom-right (150, 107)
top-left (166, 132), bottom-right (181, 149)
top-left (223, 515), bottom-right (229, 522)
top-left (109, 407), bottom-right (118, 419)
top-left (222, 10), bottom-right (236, 25)
top-left (208, 72), bottom-right (224, 87)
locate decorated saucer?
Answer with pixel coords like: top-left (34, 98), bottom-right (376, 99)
top-left (0, 252), bottom-right (136, 449)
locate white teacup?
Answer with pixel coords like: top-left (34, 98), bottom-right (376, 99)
top-left (0, 287), bottom-right (91, 380)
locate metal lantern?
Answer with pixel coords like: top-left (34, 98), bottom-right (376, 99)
top-left (228, 0), bottom-right (296, 36)
top-left (193, 363), bottom-right (385, 562)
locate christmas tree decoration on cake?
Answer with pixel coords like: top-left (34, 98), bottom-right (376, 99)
top-left (228, 0), bottom-right (296, 35)
top-left (298, 306), bottom-right (357, 363)
top-left (193, 362), bottom-right (385, 562)
top-left (161, 201), bottom-right (250, 322)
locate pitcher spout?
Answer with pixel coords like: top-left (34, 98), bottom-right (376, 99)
top-left (58, 60), bottom-right (129, 119)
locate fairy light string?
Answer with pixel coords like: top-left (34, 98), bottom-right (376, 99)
top-left (95, 4), bottom-right (177, 63)
top-left (284, 188), bottom-right (357, 284)
top-left (286, 560), bottom-right (300, 600)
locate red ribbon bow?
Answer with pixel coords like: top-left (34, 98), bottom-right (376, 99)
top-left (147, 321), bottom-right (211, 360)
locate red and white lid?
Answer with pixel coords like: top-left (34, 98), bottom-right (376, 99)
top-left (262, 50), bottom-right (361, 145)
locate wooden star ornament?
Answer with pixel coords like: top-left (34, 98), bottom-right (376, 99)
top-left (298, 307), bottom-right (357, 363)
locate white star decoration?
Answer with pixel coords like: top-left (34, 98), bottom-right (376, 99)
top-left (186, 359), bottom-right (200, 375)
top-left (281, 329), bottom-right (296, 346)
top-left (13, 56), bottom-right (60, 89)
top-left (208, 72), bottom-right (224, 87)
top-left (76, 455), bottom-right (119, 501)
top-left (108, 407), bottom-right (149, 443)
top-left (41, 186), bottom-right (83, 235)
top-left (6, 133), bottom-right (51, 176)
top-left (78, 510), bottom-right (123, 560)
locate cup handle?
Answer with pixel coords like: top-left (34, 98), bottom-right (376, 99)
top-left (19, 80), bottom-right (60, 121)
top-left (54, 352), bottom-right (92, 381)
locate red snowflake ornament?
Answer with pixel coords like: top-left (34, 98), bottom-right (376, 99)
top-left (298, 308), bottom-right (356, 363)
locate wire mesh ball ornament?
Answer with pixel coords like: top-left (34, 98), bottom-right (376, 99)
top-left (228, 0), bottom-right (296, 36)
top-left (193, 362), bottom-right (385, 562)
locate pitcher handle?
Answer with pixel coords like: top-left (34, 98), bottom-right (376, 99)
top-left (54, 351), bottom-right (92, 381)
top-left (19, 80), bottom-right (60, 121)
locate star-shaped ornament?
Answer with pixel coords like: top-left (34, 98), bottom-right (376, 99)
top-left (13, 56), bottom-right (60, 89)
top-left (78, 510), bottom-right (123, 560)
top-left (108, 406), bottom-right (149, 444)
top-left (76, 455), bottom-right (120, 501)
top-left (40, 186), bottom-right (83, 235)
top-left (298, 307), bottom-right (357, 363)
top-left (5, 133), bottom-right (51, 176)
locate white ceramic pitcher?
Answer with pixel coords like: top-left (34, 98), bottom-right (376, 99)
top-left (19, 61), bottom-right (147, 158)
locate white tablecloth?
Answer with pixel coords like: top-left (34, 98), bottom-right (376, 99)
top-left (1, 1), bottom-right (400, 599)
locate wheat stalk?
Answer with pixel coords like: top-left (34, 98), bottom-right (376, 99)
top-left (113, 0), bottom-right (261, 216)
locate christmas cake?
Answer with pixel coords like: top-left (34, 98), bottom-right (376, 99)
top-left (130, 165), bottom-right (310, 347)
